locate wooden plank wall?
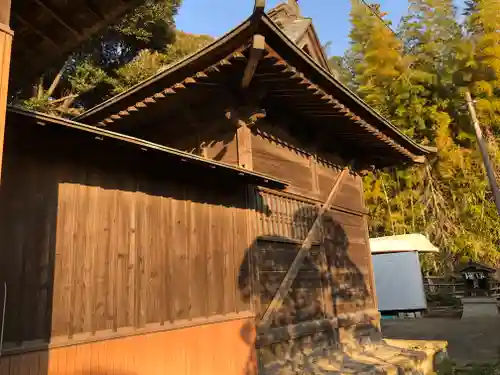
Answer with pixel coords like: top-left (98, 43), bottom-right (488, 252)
top-left (250, 126), bottom-right (364, 214)
top-left (0, 24), bottom-right (12, 183)
top-left (0, 128), bottom-right (253, 352)
top-left (251, 130), bottom-right (312, 192)
top-left (0, 316), bottom-right (257, 375)
top-left (247, 187), bottom-right (378, 369)
top-left (249, 188), bottom-right (376, 317)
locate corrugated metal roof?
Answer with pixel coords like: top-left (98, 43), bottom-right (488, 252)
top-left (369, 234), bottom-right (439, 254)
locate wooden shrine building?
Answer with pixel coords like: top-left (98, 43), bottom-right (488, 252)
top-left (0, 1), bottom-right (435, 374)
top-left (459, 261), bottom-right (498, 297)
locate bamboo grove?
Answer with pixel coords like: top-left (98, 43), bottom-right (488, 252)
top-left (332, 0), bottom-right (500, 274)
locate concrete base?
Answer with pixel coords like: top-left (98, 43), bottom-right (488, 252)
top-left (461, 297), bottom-right (498, 318)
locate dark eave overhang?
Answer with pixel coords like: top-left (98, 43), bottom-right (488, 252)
top-left (258, 15), bottom-right (436, 160)
top-left (7, 105), bottom-right (288, 189)
top-left (75, 15), bottom-right (259, 122)
top-left (75, 4), bottom-right (436, 166)
top-left (10, 0), bottom-right (148, 90)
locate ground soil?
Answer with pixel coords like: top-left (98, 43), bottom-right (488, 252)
top-left (382, 317), bottom-right (500, 365)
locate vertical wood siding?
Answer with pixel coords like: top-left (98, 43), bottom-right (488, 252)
top-left (249, 188), bottom-right (376, 315)
top-left (0, 133), bottom-right (253, 350)
top-left (0, 25), bottom-right (12, 183)
top-left (246, 187), bottom-right (377, 368)
top-left (250, 128), bottom-right (364, 213)
top-left (251, 131), bottom-right (312, 192)
top-left (0, 317), bottom-right (257, 375)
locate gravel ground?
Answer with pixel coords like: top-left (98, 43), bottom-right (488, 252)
top-left (382, 317), bottom-right (500, 365)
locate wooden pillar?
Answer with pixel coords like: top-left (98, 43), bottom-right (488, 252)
top-left (309, 153), bottom-right (319, 195)
top-left (226, 107), bottom-right (259, 171)
top-left (236, 123), bottom-right (253, 170)
top-left (0, 0), bottom-right (12, 183)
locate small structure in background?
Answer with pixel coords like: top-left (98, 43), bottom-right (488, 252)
top-left (369, 234), bottom-right (439, 319)
top-left (459, 261), bottom-right (499, 318)
top-left (460, 261), bottom-right (497, 297)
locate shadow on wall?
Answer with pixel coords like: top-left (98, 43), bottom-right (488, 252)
top-left (238, 201), bottom-right (374, 374)
top-left (238, 198), bottom-right (441, 374)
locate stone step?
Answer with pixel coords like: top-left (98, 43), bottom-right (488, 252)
top-left (260, 339), bottom-right (448, 375)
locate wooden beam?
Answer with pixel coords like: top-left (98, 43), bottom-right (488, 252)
top-left (231, 51), bottom-right (246, 61)
top-left (13, 11), bottom-right (60, 49)
top-left (241, 34), bottom-right (265, 89)
top-left (0, 17), bottom-right (12, 183)
top-left (225, 107), bottom-right (266, 129)
top-left (310, 153), bottom-right (319, 195)
top-left (153, 92), bottom-right (166, 100)
top-left (0, 0), bottom-right (11, 25)
top-left (259, 162), bottom-right (353, 329)
top-left (83, 0), bottom-right (105, 20)
top-left (254, 0), bottom-right (265, 13)
top-left (353, 119), bottom-right (416, 161)
top-left (32, 0), bottom-right (80, 36)
top-left (183, 77), bottom-right (196, 86)
top-left (200, 141), bottom-right (208, 158)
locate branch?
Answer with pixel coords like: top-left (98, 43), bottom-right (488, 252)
top-left (48, 93), bottom-right (78, 105)
top-left (46, 65), bottom-right (66, 98)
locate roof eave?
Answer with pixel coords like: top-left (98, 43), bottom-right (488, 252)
top-left (8, 106), bottom-right (288, 189)
top-left (76, 15), bottom-right (259, 122)
top-left (76, 7), bottom-right (435, 165)
top-left (259, 15), bottom-right (435, 160)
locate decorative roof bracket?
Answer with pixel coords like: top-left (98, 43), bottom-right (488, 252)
top-left (241, 34), bottom-right (265, 89)
top-left (254, 0), bottom-right (266, 14)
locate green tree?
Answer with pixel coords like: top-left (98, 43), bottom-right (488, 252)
top-left (399, 0), bottom-right (462, 121)
top-left (327, 55), bottom-right (353, 85)
top-left (19, 0), bottom-right (183, 115)
top-left (348, 0), bottom-right (431, 140)
top-left (108, 31), bottom-right (214, 94)
top-left (458, 0), bottom-right (500, 133)
top-left (350, 0), bottom-right (500, 272)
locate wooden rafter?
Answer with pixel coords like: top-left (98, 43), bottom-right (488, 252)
top-left (83, 0), bottom-right (105, 20)
top-left (241, 34), bottom-right (265, 89)
top-left (12, 11), bottom-right (60, 49)
top-left (86, 38), bottom-right (421, 163)
top-left (32, 0), bottom-right (80, 36)
top-left (256, 54), bottom-right (419, 162)
top-left (95, 51), bottom-right (246, 127)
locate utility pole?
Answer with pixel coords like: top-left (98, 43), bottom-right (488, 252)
top-left (465, 91), bottom-right (500, 216)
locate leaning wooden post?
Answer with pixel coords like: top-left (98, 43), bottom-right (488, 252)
top-left (465, 91), bottom-right (500, 216)
top-left (259, 161), bottom-right (354, 330)
top-left (0, 0), bottom-right (12, 183)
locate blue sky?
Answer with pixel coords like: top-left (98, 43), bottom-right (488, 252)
top-left (175, 0), bottom-right (465, 58)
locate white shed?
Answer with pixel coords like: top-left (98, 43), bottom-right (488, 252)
top-left (369, 234), bottom-right (439, 313)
